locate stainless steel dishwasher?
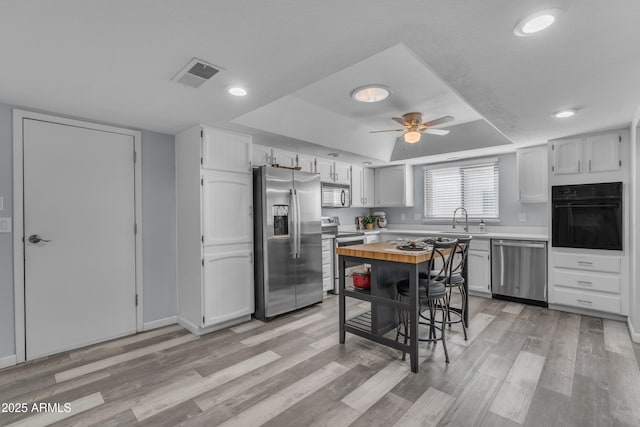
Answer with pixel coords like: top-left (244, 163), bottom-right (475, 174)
top-left (491, 240), bottom-right (547, 306)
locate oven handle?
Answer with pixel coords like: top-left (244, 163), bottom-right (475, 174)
top-left (336, 236), bottom-right (365, 244)
top-left (553, 203), bottom-right (620, 208)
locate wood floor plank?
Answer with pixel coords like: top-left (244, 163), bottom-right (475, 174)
top-left (2, 371), bottom-right (111, 405)
top-left (448, 312), bottom-right (495, 346)
top-left (341, 360), bottom-right (410, 413)
top-left (217, 361), bottom-right (348, 427)
top-left (538, 311), bottom-right (580, 396)
top-left (229, 319), bottom-right (265, 334)
top-left (489, 351), bottom-right (545, 424)
top-left (54, 334), bottom-right (198, 383)
top-left (67, 325), bottom-right (185, 360)
top-left (607, 350), bottom-right (640, 424)
top-left (440, 371), bottom-right (502, 426)
top-left (132, 350), bottom-right (281, 421)
top-left (6, 392), bottom-right (104, 427)
top-left (239, 312), bottom-right (325, 346)
top-left (393, 387), bottom-right (455, 427)
top-left (349, 392), bottom-right (413, 427)
top-left (502, 303), bottom-right (525, 315)
top-left (603, 319), bottom-right (635, 357)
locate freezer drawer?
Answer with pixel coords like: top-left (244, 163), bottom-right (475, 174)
top-left (491, 240), bottom-right (547, 303)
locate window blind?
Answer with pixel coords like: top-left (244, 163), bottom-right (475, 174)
top-left (424, 161), bottom-right (499, 219)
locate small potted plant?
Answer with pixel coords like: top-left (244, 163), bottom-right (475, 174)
top-left (363, 214), bottom-right (377, 230)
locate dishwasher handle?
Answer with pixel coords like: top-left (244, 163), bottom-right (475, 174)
top-left (492, 240), bottom-right (546, 249)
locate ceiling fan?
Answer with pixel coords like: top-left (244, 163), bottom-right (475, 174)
top-left (370, 112), bottom-right (454, 143)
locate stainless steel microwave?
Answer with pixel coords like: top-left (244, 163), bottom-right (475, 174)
top-left (321, 182), bottom-right (350, 208)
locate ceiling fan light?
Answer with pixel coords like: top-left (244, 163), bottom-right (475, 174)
top-left (404, 131), bottom-right (421, 143)
top-left (351, 85), bottom-right (391, 103)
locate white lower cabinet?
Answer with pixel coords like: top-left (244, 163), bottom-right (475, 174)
top-left (550, 250), bottom-right (625, 315)
top-left (322, 237), bottom-right (334, 292)
top-left (203, 245), bottom-right (254, 326)
top-left (467, 239), bottom-right (491, 296)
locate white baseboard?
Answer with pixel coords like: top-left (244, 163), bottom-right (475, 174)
top-left (143, 316), bottom-right (177, 331)
top-left (628, 318), bottom-right (640, 343)
top-left (0, 354), bottom-right (17, 369)
top-left (178, 315), bottom-right (251, 336)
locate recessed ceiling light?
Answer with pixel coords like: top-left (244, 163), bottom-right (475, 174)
top-left (514, 9), bottom-right (560, 37)
top-left (553, 109), bottom-right (577, 118)
top-left (362, 161), bottom-right (373, 165)
top-left (228, 87), bottom-right (247, 96)
top-left (327, 153), bottom-right (339, 158)
top-left (351, 85), bottom-right (391, 103)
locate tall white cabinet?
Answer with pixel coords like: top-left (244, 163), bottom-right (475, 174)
top-left (176, 125), bottom-right (254, 334)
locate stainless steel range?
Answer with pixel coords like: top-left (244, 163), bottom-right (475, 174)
top-left (321, 216), bottom-right (365, 293)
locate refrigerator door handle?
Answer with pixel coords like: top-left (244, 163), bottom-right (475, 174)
top-left (289, 189), bottom-right (297, 259)
top-left (295, 191), bottom-right (302, 258)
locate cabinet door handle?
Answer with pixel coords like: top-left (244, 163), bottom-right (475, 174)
top-left (577, 261), bottom-right (593, 266)
top-left (578, 160), bottom-right (581, 171)
top-left (576, 280), bottom-right (592, 286)
top-left (577, 299), bottom-right (592, 305)
top-left (588, 159), bottom-right (591, 171)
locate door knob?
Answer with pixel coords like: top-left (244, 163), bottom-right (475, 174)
top-left (28, 234), bottom-right (51, 244)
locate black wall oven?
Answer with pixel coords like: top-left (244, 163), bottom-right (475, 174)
top-left (552, 182), bottom-right (623, 250)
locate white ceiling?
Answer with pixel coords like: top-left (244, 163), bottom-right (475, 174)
top-left (1, 0), bottom-right (639, 164)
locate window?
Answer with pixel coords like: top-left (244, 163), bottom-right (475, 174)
top-left (424, 159), bottom-right (499, 219)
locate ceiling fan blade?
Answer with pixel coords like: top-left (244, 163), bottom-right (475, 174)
top-left (392, 117), bottom-right (409, 126)
top-left (369, 129), bottom-right (404, 133)
top-left (422, 115), bottom-right (455, 127)
top-left (423, 128), bottom-right (450, 136)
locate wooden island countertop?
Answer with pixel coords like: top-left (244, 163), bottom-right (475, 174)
top-left (336, 242), bottom-right (435, 264)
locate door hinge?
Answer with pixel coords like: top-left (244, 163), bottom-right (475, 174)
top-left (202, 258), bottom-right (204, 266)
top-left (201, 178), bottom-right (204, 186)
top-left (133, 151), bottom-right (137, 163)
top-left (551, 144), bottom-right (554, 150)
top-left (619, 160), bottom-right (622, 167)
top-left (135, 294), bottom-right (138, 306)
top-left (551, 165), bottom-right (555, 172)
top-left (203, 316), bottom-right (205, 325)
top-left (201, 235), bottom-right (204, 243)
top-left (201, 129), bottom-right (204, 138)
top-left (619, 135), bottom-right (622, 142)
top-left (201, 157), bottom-right (203, 165)
top-left (134, 223), bottom-right (138, 235)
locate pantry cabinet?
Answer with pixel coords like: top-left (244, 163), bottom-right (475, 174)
top-left (176, 125), bottom-right (254, 334)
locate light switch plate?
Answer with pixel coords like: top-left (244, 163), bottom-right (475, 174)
top-left (519, 212), bottom-right (527, 222)
top-left (0, 217), bottom-right (11, 233)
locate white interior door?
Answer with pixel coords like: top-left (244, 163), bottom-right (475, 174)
top-left (23, 119), bottom-right (137, 360)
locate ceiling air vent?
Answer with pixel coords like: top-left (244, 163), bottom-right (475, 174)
top-left (171, 58), bottom-right (223, 88)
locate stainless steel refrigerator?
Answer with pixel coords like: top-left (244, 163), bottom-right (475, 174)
top-left (253, 166), bottom-right (323, 320)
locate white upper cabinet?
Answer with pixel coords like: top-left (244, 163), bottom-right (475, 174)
top-left (202, 126), bottom-right (252, 174)
top-left (252, 144), bottom-right (272, 167)
top-left (552, 137), bottom-right (583, 175)
top-left (333, 162), bottom-right (351, 184)
top-left (201, 170), bottom-right (253, 246)
top-left (374, 165), bottom-right (414, 207)
top-left (517, 145), bottom-right (548, 203)
top-left (297, 154), bottom-right (316, 173)
top-left (317, 158), bottom-right (334, 182)
top-left (271, 148), bottom-right (296, 168)
top-left (351, 165), bottom-right (364, 207)
top-left (585, 132), bottom-right (622, 172)
top-left (351, 165), bottom-right (375, 207)
top-left (551, 131), bottom-right (623, 176)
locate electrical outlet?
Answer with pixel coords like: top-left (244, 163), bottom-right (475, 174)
top-left (414, 213), bottom-right (422, 221)
top-left (400, 213), bottom-right (406, 221)
top-left (519, 212), bottom-right (527, 222)
top-left (0, 217), bottom-right (11, 233)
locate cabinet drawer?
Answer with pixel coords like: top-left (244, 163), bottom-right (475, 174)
top-left (553, 287), bottom-right (621, 314)
top-left (553, 269), bottom-right (620, 294)
top-left (470, 239), bottom-right (490, 251)
top-left (553, 252), bottom-right (621, 273)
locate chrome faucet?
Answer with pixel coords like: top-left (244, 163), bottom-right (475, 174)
top-left (452, 207), bottom-right (469, 232)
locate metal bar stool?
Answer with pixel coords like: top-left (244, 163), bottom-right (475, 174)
top-left (442, 236), bottom-right (472, 340)
top-left (395, 239), bottom-right (458, 363)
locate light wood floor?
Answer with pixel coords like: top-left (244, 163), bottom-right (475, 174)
top-left (2, 295), bottom-right (640, 426)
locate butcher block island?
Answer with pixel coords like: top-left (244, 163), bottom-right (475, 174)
top-left (336, 241), bottom-right (468, 373)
